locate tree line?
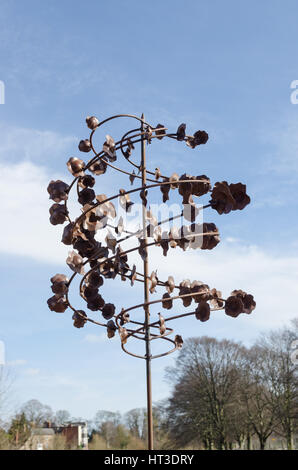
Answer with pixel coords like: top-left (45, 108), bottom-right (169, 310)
top-left (0, 319), bottom-right (297, 450)
top-left (163, 319), bottom-right (298, 450)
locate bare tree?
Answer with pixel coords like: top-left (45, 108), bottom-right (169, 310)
top-left (140, 406), bottom-right (167, 449)
top-left (240, 346), bottom-right (281, 450)
top-left (253, 327), bottom-right (298, 449)
top-left (0, 366), bottom-right (13, 421)
top-left (20, 399), bottom-right (53, 427)
top-left (124, 408), bottom-right (145, 439)
top-left (94, 410), bottom-right (121, 448)
top-left (165, 337), bottom-right (247, 450)
top-left (225, 390), bottom-right (252, 449)
top-left (291, 317), bottom-right (298, 333)
top-left (55, 409), bottom-right (71, 426)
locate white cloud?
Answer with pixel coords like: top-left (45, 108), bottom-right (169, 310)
top-left (24, 368), bottom-right (40, 376)
top-left (0, 122), bottom-right (76, 163)
top-left (141, 242), bottom-right (298, 335)
top-left (83, 333), bottom-right (107, 344)
top-left (0, 122), bottom-right (78, 264)
top-left (225, 236), bottom-right (240, 244)
top-left (0, 122), bottom-right (113, 265)
top-left (0, 160), bottom-right (70, 264)
top-left (7, 359), bottom-right (27, 366)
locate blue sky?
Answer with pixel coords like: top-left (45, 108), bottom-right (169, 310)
top-left (0, 0), bottom-right (298, 421)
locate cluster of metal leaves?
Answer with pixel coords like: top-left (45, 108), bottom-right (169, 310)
top-left (150, 275), bottom-right (255, 325)
top-left (46, 115), bottom-right (256, 348)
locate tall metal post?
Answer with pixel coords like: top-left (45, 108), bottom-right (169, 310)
top-left (140, 113), bottom-right (154, 450)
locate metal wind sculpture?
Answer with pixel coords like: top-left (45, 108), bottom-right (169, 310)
top-left (47, 113), bottom-right (256, 450)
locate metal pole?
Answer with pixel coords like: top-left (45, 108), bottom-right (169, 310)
top-left (140, 113), bottom-right (154, 450)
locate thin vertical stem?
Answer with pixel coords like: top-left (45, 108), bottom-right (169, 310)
top-left (141, 113), bottom-right (154, 450)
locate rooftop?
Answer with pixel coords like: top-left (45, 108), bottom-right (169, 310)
top-left (32, 428), bottom-right (55, 436)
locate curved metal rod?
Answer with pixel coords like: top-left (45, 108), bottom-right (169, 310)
top-left (141, 306), bottom-right (223, 332)
top-left (115, 315), bottom-right (174, 341)
top-left (115, 305), bottom-right (224, 354)
top-left (88, 127), bottom-right (162, 173)
top-left (119, 323), bottom-right (174, 342)
top-left (68, 307), bottom-right (153, 340)
top-left (92, 113), bottom-right (152, 131)
top-left (65, 129), bottom-right (180, 221)
top-left (61, 115), bottom-right (216, 357)
top-left (66, 281), bottom-right (224, 353)
top-left (115, 205), bottom-right (211, 245)
top-left (65, 254), bottom-right (224, 336)
top-left (87, 126), bottom-right (194, 183)
top-left (88, 114), bottom-right (153, 170)
top-left (64, 302), bottom-right (169, 338)
top-left (119, 127), bottom-right (143, 170)
top-left (66, 129), bottom-right (208, 221)
top-left (114, 300), bottom-right (222, 344)
top-left (65, 132), bottom-right (167, 222)
top-left (61, 181), bottom-right (212, 288)
top-left (105, 209), bottom-right (184, 241)
top-left (106, 222), bottom-right (135, 237)
top-left (74, 177), bottom-right (211, 227)
top-left (118, 126), bottom-right (175, 180)
top-left (114, 211), bottom-right (184, 245)
top-left (77, 229), bottom-right (220, 299)
top-left (87, 131), bottom-right (173, 183)
top-left (64, 218), bottom-right (220, 324)
top-left (109, 267), bottom-right (180, 291)
top-left (118, 127), bottom-right (183, 180)
top-left (118, 292), bottom-right (224, 318)
top-left (130, 325), bottom-right (174, 342)
top-left (121, 335), bottom-right (178, 360)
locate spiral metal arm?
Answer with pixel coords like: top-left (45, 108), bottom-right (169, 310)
top-left (48, 112), bottom-right (255, 450)
top-left (62, 114), bottom-right (222, 361)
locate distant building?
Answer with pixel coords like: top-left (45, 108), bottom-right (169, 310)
top-left (61, 422), bottom-right (88, 450)
top-left (21, 421), bottom-right (88, 450)
top-left (22, 427), bottom-right (55, 450)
